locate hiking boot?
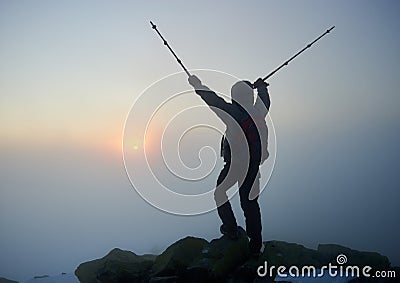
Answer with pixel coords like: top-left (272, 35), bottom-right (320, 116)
top-left (249, 239), bottom-right (263, 258)
top-left (220, 225), bottom-right (239, 240)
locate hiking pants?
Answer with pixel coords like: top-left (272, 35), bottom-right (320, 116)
top-left (214, 158), bottom-right (262, 245)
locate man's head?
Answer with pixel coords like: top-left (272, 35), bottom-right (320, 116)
top-left (231, 80), bottom-right (254, 107)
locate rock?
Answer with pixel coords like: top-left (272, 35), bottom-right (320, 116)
top-left (347, 265), bottom-right (399, 283)
top-left (149, 276), bottom-right (179, 283)
top-left (150, 228), bottom-right (249, 282)
top-left (261, 240), bottom-right (325, 268)
top-left (25, 273), bottom-right (78, 283)
top-left (234, 239), bottom-right (322, 282)
top-left (187, 227), bottom-right (249, 281)
top-left (75, 248), bottom-right (155, 283)
top-left (33, 275), bottom-right (49, 279)
top-left (235, 241), bottom-right (392, 282)
top-left (75, 237), bottom-right (396, 283)
top-left (0, 278), bottom-right (18, 283)
top-left (317, 244), bottom-right (390, 270)
top-left (151, 236), bottom-right (208, 277)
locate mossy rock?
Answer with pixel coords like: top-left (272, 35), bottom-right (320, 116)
top-left (75, 248), bottom-right (155, 283)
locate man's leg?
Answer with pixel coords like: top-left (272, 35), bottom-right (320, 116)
top-left (239, 165), bottom-right (262, 253)
top-left (215, 160), bottom-right (238, 234)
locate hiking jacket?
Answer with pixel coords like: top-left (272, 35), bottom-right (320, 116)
top-left (193, 84), bottom-right (270, 164)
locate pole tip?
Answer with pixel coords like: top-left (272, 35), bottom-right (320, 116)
top-left (150, 21), bottom-right (156, 28)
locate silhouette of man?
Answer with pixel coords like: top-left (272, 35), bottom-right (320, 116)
top-left (188, 75), bottom-right (270, 255)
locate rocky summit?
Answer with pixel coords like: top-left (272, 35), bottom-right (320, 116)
top-left (75, 229), bottom-right (397, 283)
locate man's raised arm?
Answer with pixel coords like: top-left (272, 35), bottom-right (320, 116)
top-left (254, 78), bottom-right (271, 118)
top-left (188, 75), bottom-right (231, 117)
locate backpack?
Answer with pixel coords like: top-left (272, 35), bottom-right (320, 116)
top-left (220, 114), bottom-right (269, 164)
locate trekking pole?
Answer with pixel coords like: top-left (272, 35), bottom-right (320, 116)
top-left (259, 26), bottom-right (335, 83)
top-left (150, 21), bottom-right (191, 77)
